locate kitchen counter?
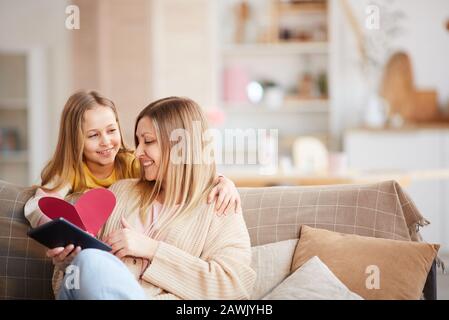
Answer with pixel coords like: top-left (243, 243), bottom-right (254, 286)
top-left (222, 168), bottom-right (449, 188)
top-left (348, 122), bottom-right (449, 133)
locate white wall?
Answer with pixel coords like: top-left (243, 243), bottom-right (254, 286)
top-left (330, 0), bottom-right (449, 147)
top-left (392, 0), bottom-right (449, 106)
top-left (0, 0), bottom-right (71, 182)
top-left (151, 0), bottom-right (218, 109)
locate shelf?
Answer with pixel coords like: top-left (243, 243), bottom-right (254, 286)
top-left (0, 98), bottom-right (28, 110)
top-left (0, 150), bottom-right (28, 164)
top-left (217, 168), bottom-right (413, 188)
top-left (218, 0), bottom-right (331, 144)
top-left (223, 99), bottom-right (329, 114)
top-left (279, 2), bottom-right (327, 14)
top-left (222, 42), bottom-right (328, 56)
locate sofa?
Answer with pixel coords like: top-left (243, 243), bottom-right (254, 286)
top-left (0, 179), bottom-right (438, 300)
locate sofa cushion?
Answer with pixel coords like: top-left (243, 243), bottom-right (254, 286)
top-left (0, 180), bottom-right (53, 299)
top-left (239, 180), bottom-right (427, 247)
top-left (250, 239), bottom-right (298, 299)
top-left (292, 225), bottom-right (439, 300)
top-left (263, 256), bottom-right (363, 300)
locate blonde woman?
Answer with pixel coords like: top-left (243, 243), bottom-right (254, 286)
top-left (50, 97), bottom-right (256, 300)
top-left (25, 91), bottom-right (241, 229)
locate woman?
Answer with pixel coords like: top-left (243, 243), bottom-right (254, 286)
top-left (50, 97), bottom-right (256, 300)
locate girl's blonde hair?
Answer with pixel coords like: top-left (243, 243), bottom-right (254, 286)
top-left (40, 90), bottom-right (134, 193)
top-left (132, 97), bottom-right (216, 239)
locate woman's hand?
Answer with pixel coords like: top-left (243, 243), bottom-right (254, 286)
top-left (208, 175), bottom-right (242, 215)
top-left (105, 217), bottom-right (159, 261)
top-left (47, 244), bottom-right (81, 269)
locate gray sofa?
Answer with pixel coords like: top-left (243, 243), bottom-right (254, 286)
top-left (0, 179), bottom-right (437, 299)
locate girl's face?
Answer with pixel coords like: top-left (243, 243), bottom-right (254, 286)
top-left (135, 116), bottom-right (161, 182)
top-left (82, 106), bottom-right (121, 168)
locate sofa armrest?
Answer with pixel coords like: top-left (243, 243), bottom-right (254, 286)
top-left (423, 260), bottom-right (437, 300)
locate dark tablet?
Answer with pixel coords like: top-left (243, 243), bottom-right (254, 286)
top-left (27, 218), bottom-right (112, 252)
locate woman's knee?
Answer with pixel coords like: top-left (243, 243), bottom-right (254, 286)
top-left (72, 248), bottom-right (105, 265)
top-left (60, 249), bottom-right (146, 300)
top-left (71, 248), bottom-right (121, 272)
top-left (61, 249), bottom-right (123, 294)
top-left (71, 249), bottom-right (126, 271)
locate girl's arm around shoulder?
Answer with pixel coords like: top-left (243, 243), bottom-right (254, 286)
top-left (24, 183), bottom-right (71, 228)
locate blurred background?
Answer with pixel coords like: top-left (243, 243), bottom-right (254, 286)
top-left (0, 0), bottom-right (449, 260)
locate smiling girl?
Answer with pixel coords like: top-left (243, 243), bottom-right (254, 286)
top-left (24, 91), bottom-right (241, 229)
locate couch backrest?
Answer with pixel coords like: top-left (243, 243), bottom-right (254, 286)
top-left (239, 180), bottom-right (426, 247)
top-left (0, 179), bottom-right (427, 300)
top-left (0, 181), bottom-right (53, 299)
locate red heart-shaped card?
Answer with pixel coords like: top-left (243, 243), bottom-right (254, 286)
top-left (38, 188), bottom-right (116, 235)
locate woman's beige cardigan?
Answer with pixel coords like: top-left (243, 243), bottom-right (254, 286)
top-left (53, 179), bottom-right (256, 299)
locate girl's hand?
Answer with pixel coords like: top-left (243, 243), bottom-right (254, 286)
top-left (47, 244), bottom-right (81, 269)
top-left (105, 217), bottom-right (159, 260)
top-left (208, 175), bottom-right (242, 216)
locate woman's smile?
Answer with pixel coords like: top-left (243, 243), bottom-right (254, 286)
top-left (141, 159), bottom-right (155, 167)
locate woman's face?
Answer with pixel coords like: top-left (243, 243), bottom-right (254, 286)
top-left (82, 106), bottom-right (121, 168)
top-left (135, 116), bottom-right (161, 181)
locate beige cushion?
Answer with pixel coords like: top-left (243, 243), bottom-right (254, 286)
top-left (250, 239), bottom-right (298, 299)
top-left (263, 256), bottom-right (363, 300)
top-left (292, 225), bottom-right (439, 300)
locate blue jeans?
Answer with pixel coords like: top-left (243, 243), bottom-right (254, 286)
top-left (57, 248), bottom-right (147, 300)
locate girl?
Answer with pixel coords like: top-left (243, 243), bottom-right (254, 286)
top-left (49, 96), bottom-right (255, 300)
top-left (24, 91), bottom-right (241, 228)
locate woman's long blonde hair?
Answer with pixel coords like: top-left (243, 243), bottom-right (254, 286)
top-left (40, 91), bottom-right (134, 193)
top-left (132, 97), bottom-right (216, 239)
